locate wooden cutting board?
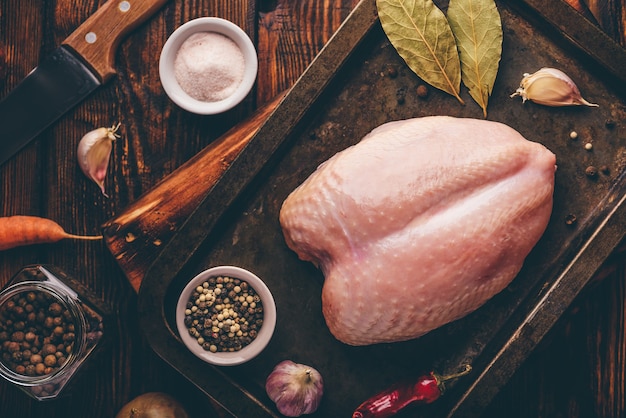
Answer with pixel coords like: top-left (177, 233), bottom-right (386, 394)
top-left (102, 93), bottom-right (284, 292)
top-left (566, 0), bottom-right (626, 45)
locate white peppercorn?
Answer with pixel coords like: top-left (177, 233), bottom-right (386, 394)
top-left (183, 275), bottom-right (264, 353)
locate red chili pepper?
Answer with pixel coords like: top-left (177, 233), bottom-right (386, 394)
top-left (352, 365), bottom-right (471, 418)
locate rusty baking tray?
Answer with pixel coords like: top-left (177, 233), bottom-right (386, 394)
top-left (137, 0), bottom-right (626, 416)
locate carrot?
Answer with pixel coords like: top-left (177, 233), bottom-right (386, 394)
top-left (0, 216), bottom-right (102, 251)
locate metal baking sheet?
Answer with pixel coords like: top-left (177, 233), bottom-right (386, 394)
top-left (137, 0), bottom-right (626, 416)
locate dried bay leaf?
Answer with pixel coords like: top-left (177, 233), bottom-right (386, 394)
top-left (447, 0), bottom-right (502, 117)
top-left (377, 0), bottom-right (464, 103)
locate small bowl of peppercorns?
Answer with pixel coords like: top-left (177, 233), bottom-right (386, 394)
top-left (0, 265), bottom-right (107, 400)
top-left (176, 266), bottom-right (276, 366)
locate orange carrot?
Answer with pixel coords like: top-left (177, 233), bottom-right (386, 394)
top-left (0, 216), bottom-right (102, 251)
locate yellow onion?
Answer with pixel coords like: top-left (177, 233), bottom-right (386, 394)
top-left (510, 67), bottom-right (598, 107)
top-left (265, 360), bottom-right (324, 417)
top-left (115, 392), bottom-right (188, 418)
top-left (77, 123), bottom-right (120, 197)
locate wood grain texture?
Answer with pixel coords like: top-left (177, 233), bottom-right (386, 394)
top-left (103, 93), bottom-right (285, 292)
top-left (0, 1), bottom-right (624, 417)
top-left (101, 0), bottom-right (361, 293)
top-left (565, 0), bottom-right (626, 45)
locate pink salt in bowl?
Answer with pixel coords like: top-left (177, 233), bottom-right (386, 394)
top-left (159, 17), bottom-right (258, 115)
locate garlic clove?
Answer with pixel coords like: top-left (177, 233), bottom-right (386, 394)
top-left (510, 67), bottom-right (598, 107)
top-left (77, 124), bottom-right (120, 197)
top-left (265, 360), bottom-right (324, 417)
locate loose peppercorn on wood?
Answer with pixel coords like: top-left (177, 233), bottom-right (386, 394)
top-left (279, 116), bottom-right (556, 346)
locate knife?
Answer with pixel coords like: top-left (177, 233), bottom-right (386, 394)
top-left (0, 0), bottom-right (169, 167)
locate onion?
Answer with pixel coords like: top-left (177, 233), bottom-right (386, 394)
top-left (115, 392), bottom-right (189, 418)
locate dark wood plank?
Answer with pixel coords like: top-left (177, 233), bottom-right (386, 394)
top-left (100, 0), bottom-right (361, 293)
top-left (0, 1), bottom-right (357, 417)
top-left (565, 0), bottom-right (626, 46)
top-left (103, 94), bottom-right (285, 292)
top-left (0, 1), bottom-right (624, 417)
top-left (485, 243), bottom-right (626, 418)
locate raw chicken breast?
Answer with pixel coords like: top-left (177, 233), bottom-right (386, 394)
top-left (279, 116), bottom-right (556, 346)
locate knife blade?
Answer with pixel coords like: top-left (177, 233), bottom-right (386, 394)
top-left (0, 0), bottom-right (169, 167)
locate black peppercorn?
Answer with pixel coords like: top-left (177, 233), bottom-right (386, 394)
top-left (385, 65), bottom-right (398, 78)
top-left (396, 87), bottom-right (407, 105)
top-left (416, 84), bottom-right (429, 99)
top-left (183, 275), bottom-right (264, 353)
top-left (585, 166), bottom-right (598, 178)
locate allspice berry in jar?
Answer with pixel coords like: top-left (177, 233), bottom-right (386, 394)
top-left (0, 265), bottom-right (108, 400)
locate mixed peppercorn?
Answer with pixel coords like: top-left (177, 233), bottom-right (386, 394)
top-left (183, 275), bottom-right (264, 353)
top-left (0, 289), bottom-right (76, 378)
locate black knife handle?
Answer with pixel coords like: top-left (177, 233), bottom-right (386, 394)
top-left (63, 0), bottom-right (169, 83)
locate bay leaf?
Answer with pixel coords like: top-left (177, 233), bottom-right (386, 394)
top-left (447, 0), bottom-right (502, 117)
top-left (377, 0), bottom-right (464, 103)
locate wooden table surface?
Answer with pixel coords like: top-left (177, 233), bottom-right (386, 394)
top-left (0, 1), bottom-right (624, 417)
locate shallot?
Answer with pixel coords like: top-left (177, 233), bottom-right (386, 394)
top-left (115, 392), bottom-right (189, 418)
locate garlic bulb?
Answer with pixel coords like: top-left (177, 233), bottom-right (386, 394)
top-left (510, 67), bottom-right (598, 107)
top-left (265, 360), bottom-right (324, 417)
top-left (77, 124), bottom-right (120, 197)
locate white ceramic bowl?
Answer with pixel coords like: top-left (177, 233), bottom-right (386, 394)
top-left (176, 266), bottom-right (276, 366)
top-left (159, 17), bottom-right (258, 114)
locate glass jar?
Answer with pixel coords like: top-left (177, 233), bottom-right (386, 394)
top-left (0, 265), bottom-right (109, 400)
